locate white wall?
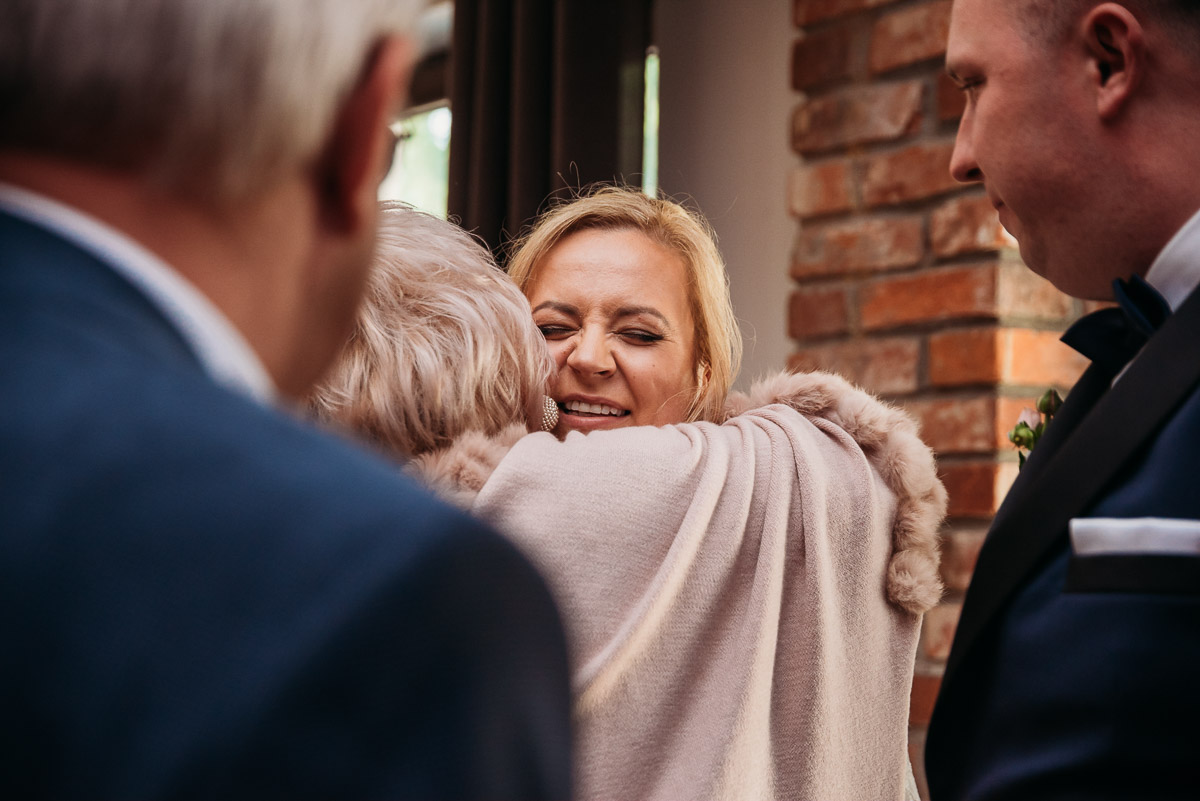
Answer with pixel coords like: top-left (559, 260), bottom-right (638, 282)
top-left (654, 0), bottom-right (796, 388)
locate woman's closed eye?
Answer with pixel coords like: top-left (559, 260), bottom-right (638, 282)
top-left (620, 329), bottom-right (664, 344)
top-left (537, 324), bottom-right (575, 340)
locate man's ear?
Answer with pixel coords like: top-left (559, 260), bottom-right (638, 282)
top-left (1082, 3), bottom-right (1144, 120)
top-left (315, 36), bottom-right (414, 233)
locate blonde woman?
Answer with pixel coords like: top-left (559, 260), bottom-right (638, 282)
top-left (507, 185), bottom-right (741, 430)
top-left (315, 200), bottom-right (944, 800)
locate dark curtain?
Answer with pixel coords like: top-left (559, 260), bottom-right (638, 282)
top-left (448, 0), bottom-right (652, 260)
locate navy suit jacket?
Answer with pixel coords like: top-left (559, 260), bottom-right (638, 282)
top-left (0, 211), bottom-right (572, 799)
top-left (925, 282), bottom-right (1200, 800)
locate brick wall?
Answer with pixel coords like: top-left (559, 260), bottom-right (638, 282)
top-left (789, 0), bottom-right (1091, 795)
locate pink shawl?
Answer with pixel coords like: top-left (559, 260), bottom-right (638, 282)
top-left (414, 371), bottom-right (945, 800)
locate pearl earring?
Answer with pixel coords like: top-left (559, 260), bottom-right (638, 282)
top-left (539, 395), bottom-right (559, 432)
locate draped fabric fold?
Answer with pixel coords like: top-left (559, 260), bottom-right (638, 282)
top-left (411, 370), bottom-right (948, 800)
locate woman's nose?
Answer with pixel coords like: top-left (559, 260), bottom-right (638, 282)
top-left (566, 328), bottom-right (615, 376)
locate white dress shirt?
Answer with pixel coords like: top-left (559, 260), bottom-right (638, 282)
top-left (1104, 206), bottom-right (1200, 384)
top-left (1144, 205), bottom-right (1200, 311)
top-left (0, 183), bottom-right (277, 405)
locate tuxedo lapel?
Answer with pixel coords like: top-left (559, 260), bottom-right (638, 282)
top-left (942, 286), bottom-right (1200, 684)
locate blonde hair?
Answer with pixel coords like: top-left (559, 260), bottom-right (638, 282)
top-left (0, 0), bottom-right (420, 206)
top-left (506, 185), bottom-right (742, 423)
top-left (311, 202), bottom-right (553, 458)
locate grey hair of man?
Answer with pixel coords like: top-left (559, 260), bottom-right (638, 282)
top-left (0, 0), bottom-right (420, 207)
top-left (310, 202), bottom-right (555, 459)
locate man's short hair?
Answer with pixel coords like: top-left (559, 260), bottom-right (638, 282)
top-left (0, 0), bottom-right (419, 206)
top-left (1020, 0), bottom-right (1200, 52)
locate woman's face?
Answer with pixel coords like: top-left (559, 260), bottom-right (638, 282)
top-left (527, 227), bottom-right (698, 435)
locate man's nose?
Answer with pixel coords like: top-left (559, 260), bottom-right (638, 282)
top-left (949, 118), bottom-right (983, 183)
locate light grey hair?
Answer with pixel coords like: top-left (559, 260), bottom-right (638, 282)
top-left (0, 0), bottom-right (420, 205)
top-left (310, 202), bottom-right (555, 458)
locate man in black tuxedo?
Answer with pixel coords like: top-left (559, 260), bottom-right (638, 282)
top-left (928, 0), bottom-right (1200, 798)
top-left (0, 1), bottom-right (570, 798)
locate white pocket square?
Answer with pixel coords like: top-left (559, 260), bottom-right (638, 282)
top-left (1070, 517), bottom-right (1200, 556)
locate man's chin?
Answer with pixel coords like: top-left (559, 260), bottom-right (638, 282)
top-left (1030, 255), bottom-right (1115, 301)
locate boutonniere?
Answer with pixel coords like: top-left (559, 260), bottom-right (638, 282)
top-left (1008, 388), bottom-right (1063, 469)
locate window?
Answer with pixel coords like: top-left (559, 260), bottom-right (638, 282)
top-left (378, 1), bottom-right (452, 216)
top-left (643, 45), bottom-right (659, 198)
top-left (379, 102), bottom-right (452, 217)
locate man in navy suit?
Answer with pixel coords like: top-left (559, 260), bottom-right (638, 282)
top-left (0, 1), bottom-right (571, 798)
top-left (929, 0), bottom-right (1200, 798)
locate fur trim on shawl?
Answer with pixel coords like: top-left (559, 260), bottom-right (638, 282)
top-left (412, 369), bottom-right (945, 613)
top-left (725, 370), bottom-right (945, 612)
top-left (409, 424), bottom-right (526, 510)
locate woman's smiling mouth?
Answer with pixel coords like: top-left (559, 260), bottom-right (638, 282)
top-left (561, 400), bottom-right (630, 418)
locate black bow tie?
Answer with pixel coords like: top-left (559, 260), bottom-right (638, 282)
top-left (1061, 275), bottom-right (1172, 374)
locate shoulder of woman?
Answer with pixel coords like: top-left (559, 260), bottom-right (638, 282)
top-left (407, 424), bottom-right (528, 509)
top-left (728, 370), bottom-right (948, 614)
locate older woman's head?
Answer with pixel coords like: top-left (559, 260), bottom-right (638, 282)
top-left (506, 186), bottom-right (741, 433)
top-left (310, 202), bottom-right (553, 457)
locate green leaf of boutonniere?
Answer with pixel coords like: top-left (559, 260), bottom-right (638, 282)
top-left (1007, 388), bottom-right (1063, 470)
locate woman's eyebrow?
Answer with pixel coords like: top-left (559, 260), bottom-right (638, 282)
top-left (531, 300), bottom-right (578, 315)
top-left (532, 300), bottom-right (673, 331)
top-left (614, 305), bottom-right (672, 330)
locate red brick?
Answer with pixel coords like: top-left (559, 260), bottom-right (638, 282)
top-left (929, 327), bottom-right (1002, 386)
top-left (792, 81), bottom-right (923, 154)
top-left (869, 0), bottom-right (952, 74)
top-left (928, 326), bottom-right (1089, 388)
top-left (920, 601), bottom-right (962, 662)
top-left (789, 336), bottom-right (920, 395)
top-left (997, 262), bottom-right (1075, 322)
top-left (796, 0), bottom-right (898, 27)
top-left (907, 393), bottom-right (1054, 457)
top-left (789, 160), bottom-right (853, 220)
top-left (792, 215), bottom-right (924, 279)
top-left (789, 286), bottom-right (850, 340)
top-left (903, 394), bottom-right (996, 454)
top-left (937, 70), bottom-right (966, 121)
top-left (910, 728), bottom-right (931, 801)
top-left (998, 461), bottom-right (1019, 502)
top-left (863, 140), bottom-right (959, 206)
top-left (1006, 328), bottom-right (1090, 387)
top-left (793, 27), bottom-right (856, 90)
top-left (931, 193), bottom-right (1011, 259)
top-left (910, 673), bottom-right (942, 726)
top-left (860, 264), bottom-right (998, 331)
top-left (939, 527), bottom-right (986, 592)
top-left (941, 460), bottom-right (1015, 518)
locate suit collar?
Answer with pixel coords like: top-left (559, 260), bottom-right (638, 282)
top-left (1, 210), bottom-right (205, 371)
top-left (0, 186), bottom-right (277, 405)
top-left (941, 283), bottom-right (1200, 686)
